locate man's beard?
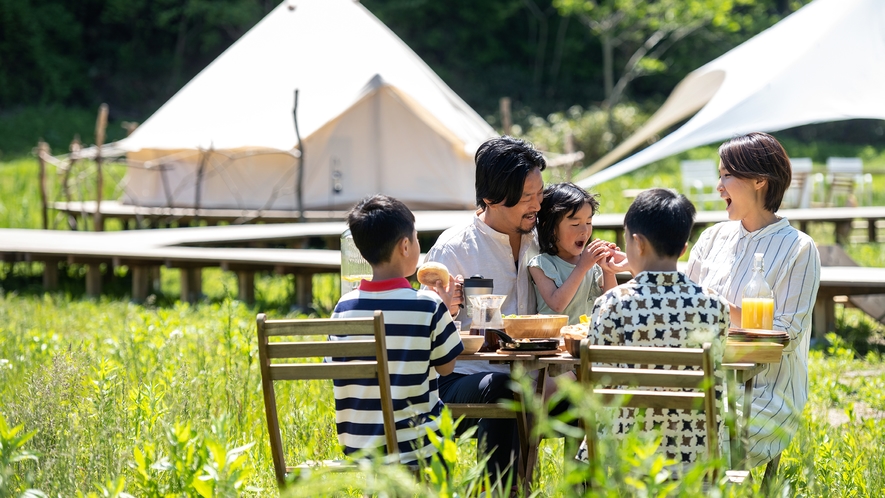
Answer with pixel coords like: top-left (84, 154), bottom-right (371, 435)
top-left (516, 217), bottom-right (537, 235)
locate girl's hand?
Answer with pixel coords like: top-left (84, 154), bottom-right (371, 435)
top-left (579, 239), bottom-right (611, 270)
top-left (601, 249), bottom-right (631, 275)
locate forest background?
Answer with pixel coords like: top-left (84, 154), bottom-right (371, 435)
top-left (5, 0), bottom-right (885, 164)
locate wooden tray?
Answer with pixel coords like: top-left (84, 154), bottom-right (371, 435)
top-left (724, 342), bottom-right (784, 364)
top-left (496, 348), bottom-right (561, 356)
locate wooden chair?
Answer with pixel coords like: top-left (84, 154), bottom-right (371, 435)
top-left (680, 160), bottom-right (721, 209)
top-left (256, 311), bottom-right (398, 487)
top-left (579, 341), bottom-right (743, 483)
top-left (826, 157), bottom-right (871, 206)
top-left (783, 158), bottom-right (814, 209)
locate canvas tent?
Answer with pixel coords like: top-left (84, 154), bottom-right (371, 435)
top-left (116, 0), bottom-right (495, 211)
top-left (575, 0), bottom-right (885, 188)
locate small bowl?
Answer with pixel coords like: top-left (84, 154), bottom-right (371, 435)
top-left (459, 334), bottom-right (484, 355)
top-left (563, 337), bottom-right (584, 358)
top-left (502, 314), bottom-right (569, 339)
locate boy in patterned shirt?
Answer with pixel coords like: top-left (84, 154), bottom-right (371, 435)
top-left (332, 194), bottom-right (463, 464)
top-left (577, 188), bottom-right (729, 470)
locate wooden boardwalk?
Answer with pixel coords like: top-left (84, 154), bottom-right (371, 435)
top-left (6, 207), bottom-right (885, 330)
top-left (0, 210), bottom-right (474, 307)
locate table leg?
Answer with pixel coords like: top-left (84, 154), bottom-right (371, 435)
top-left (740, 375), bottom-right (755, 468)
top-left (726, 370), bottom-right (740, 469)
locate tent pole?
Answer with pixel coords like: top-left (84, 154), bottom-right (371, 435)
top-left (293, 89), bottom-right (304, 222)
top-left (194, 147), bottom-right (210, 223)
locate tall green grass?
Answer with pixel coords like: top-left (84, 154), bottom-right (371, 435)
top-left (0, 295), bottom-right (883, 496)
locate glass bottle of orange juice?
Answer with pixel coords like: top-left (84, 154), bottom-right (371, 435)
top-left (741, 252), bottom-right (774, 329)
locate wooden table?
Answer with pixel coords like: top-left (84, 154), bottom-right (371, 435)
top-left (456, 340), bottom-right (784, 485)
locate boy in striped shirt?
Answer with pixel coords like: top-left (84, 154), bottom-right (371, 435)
top-left (331, 194), bottom-right (463, 464)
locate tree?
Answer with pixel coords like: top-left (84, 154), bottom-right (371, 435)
top-left (553, 0), bottom-right (739, 113)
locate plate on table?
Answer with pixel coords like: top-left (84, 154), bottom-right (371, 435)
top-left (728, 328), bottom-right (789, 345)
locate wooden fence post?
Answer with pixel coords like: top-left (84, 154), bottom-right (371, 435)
top-left (65, 136), bottom-right (81, 230)
top-left (94, 104), bottom-right (108, 232)
top-left (36, 141), bottom-right (49, 229)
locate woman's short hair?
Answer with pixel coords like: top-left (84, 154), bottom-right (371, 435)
top-left (537, 183), bottom-right (599, 256)
top-left (718, 132), bottom-right (791, 212)
top-left (475, 136), bottom-right (546, 209)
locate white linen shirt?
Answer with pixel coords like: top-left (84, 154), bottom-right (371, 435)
top-left (686, 218), bottom-right (821, 467)
top-left (424, 213), bottom-right (539, 375)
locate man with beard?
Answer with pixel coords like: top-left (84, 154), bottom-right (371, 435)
top-left (423, 135), bottom-right (545, 484)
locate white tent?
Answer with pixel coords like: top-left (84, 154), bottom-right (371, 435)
top-left (117, 0), bottom-right (494, 211)
top-left (576, 0), bottom-right (885, 188)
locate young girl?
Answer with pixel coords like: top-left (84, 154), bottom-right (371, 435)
top-left (528, 182), bottom-right (624, 324)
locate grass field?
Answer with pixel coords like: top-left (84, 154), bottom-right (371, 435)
top-left (1, 147), bottom-right (885, 496)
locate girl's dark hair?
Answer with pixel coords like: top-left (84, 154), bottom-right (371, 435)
top-left (537, 182), bottom-right (600, 255)
top-left (719, 132), bottom-right (791, 212)
top-left (346, 195), bottom-right (415, 265)
top-left (475, 136), bottom-right (546, 209)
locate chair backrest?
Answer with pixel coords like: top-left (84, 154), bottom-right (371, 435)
top-left (826, 157), bottom-right (865, 206)
top-left (256, 311), bottom-right (397, 485)
top-left (783, 157), bottom-right (813, 209)
top-left (680, 160), bottom-right (719, 192)
top-left (826, 157), bottom-right (863, 175)
top-left (680, 160), bottom-right (720, 208)
top-left (579, 341), bottom-right (719, 475)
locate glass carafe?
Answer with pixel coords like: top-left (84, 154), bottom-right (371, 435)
top-left (741, 253), bottom-right (774, 330)
top-left (468, 294), bottom-right (507, 352)
top-left (340, 228), bottom-right (372, 297)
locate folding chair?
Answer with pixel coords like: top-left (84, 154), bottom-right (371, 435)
top-left (579, 341), bottom-right (747, 484)
top-left (680, 160), bottom-right (721, 209)
top-left (256, 311), bottom-right (398, 487)
top-left (826, 157), bottom-right (871, 206)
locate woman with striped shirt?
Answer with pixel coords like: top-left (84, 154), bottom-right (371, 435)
top-left (685, 132), bottom-right (821, 468)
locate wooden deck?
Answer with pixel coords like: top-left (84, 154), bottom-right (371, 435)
top-left (56, 201), bottom-right (885, 244)
top-left (7, 207), bottom-right (885, 332)
top-left (0, 210), bottom-right (476, 307)
top-left (592, 206), bottom-right (885, 245)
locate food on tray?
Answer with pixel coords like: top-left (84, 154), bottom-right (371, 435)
top-left (417, 262), bottom-right (450, 287)
top-left (560, 322), bottom-right (590, 340)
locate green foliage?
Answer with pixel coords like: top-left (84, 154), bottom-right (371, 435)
top-left (550, 0), bottom-right (807, 108)
top-left (0, 285), bottom-right (884, 495)
top-left (0, 413), bottom-right (44, 497)
top-left (519, 103), bottom-right (651, 166)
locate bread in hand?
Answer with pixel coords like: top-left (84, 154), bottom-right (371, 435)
top-left (417, 262), bottom-right (450, 287)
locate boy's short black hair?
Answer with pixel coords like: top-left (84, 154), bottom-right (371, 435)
top-left (475, 136), bottom-right (546, 209)
top-left (537, 182), bottom-right (600, 256)
top-left (624, 188), bottom-right (696, 258)
top-left (346, 195), bottom-right (415, 265)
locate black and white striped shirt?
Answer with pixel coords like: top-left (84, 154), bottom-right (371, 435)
top-left (686, 218), bottom-right (821, 467)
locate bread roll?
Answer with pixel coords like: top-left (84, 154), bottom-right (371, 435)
top-left (417, 262), bottom-right (450, 287)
